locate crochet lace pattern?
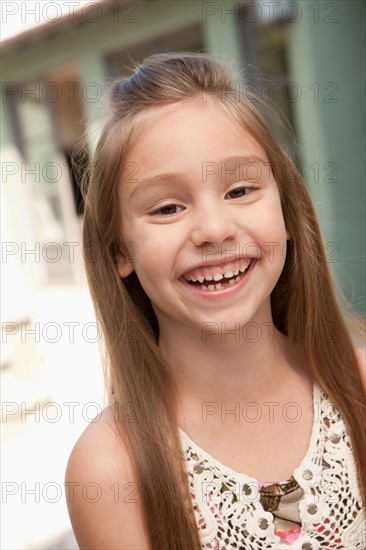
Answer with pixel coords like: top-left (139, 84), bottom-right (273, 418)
top-left (179, 382), bottom-right (365, 549)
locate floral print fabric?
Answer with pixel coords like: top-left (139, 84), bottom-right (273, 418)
top-left (259, 477), bottom-right (303, 544)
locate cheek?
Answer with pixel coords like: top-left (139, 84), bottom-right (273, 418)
top-left (138, 218), bottom-right (184, 248)
top-left (248, 200), bottom-right (286, 240)
top-left (252, 201), bottom-right (287, 261)
top-left (131, 227), bottom-right (175, 281)
top-left (139, 229), bottom-right (172, 257)
top-left (261, 198), bottom-right (287, 235)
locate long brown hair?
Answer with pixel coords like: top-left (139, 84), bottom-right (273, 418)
top-left (80, 52), bottom-right (365, 549)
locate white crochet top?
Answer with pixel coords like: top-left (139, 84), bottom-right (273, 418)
top-left (179, 382), bottom-right (365, 549)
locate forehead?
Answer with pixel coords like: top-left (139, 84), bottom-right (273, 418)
top-left (123, 99), bottom-right (268, 174)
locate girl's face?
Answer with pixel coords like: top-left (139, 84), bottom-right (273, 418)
top-left (117, 99), bottom-right (290, 338)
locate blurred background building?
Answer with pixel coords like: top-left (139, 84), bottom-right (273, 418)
top-left (2, 0), bottom-right (365, 307)
top-left (1, 0), bottom-right (365, 548)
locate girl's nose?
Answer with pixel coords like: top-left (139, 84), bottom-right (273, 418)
top-left (189, 202), bottom-right (238, 248)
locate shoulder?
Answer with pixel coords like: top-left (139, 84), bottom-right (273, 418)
top-left (65, 406), bottom-right (151, 549)
top-left (355, 347), bottom-right (366, 394)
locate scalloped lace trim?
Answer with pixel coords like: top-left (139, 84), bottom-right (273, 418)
top-left (179, 382), bottom-right (365, 549)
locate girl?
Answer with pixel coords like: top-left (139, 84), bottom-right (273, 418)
top-left (65, 52), bottom-right (366, 549)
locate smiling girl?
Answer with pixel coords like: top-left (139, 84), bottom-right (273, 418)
top-left (65, 53), bottom-right (365, 549)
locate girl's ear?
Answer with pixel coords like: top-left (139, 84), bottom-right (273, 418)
top-left (116, 253), bottom-right (134, 278)
top-left (115, 237), bottom-right (135, 278)
top-left (286, 228), bottom-right (291, 240)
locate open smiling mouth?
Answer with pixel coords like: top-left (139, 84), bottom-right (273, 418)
top-left (182, 260), bottom-right (253, 292)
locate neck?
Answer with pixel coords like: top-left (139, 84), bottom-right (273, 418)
top-left (158, 320), bottom-right (305, 407)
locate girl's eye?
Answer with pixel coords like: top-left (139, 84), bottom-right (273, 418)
top-left (149, 204), bottom-right (184, 217)
top-left (226, 185), bottom-right (254, 199)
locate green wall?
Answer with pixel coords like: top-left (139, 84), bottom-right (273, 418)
top-left (287, 0), bottom-right (365, 314)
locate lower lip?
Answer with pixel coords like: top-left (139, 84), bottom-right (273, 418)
top-left (179, 260), bottom-right (257, 300)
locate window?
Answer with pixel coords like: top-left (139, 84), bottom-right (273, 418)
top-left (239, 1), bottom-right (301, 167)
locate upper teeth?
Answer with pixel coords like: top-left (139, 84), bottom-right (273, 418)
top-left (184, 260), bottom-right (251, 283)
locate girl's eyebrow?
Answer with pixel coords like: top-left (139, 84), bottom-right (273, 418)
top-left (128, 154), bottom-right (269, 201)
top-left (128, 173), bottom-right (187, 201)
